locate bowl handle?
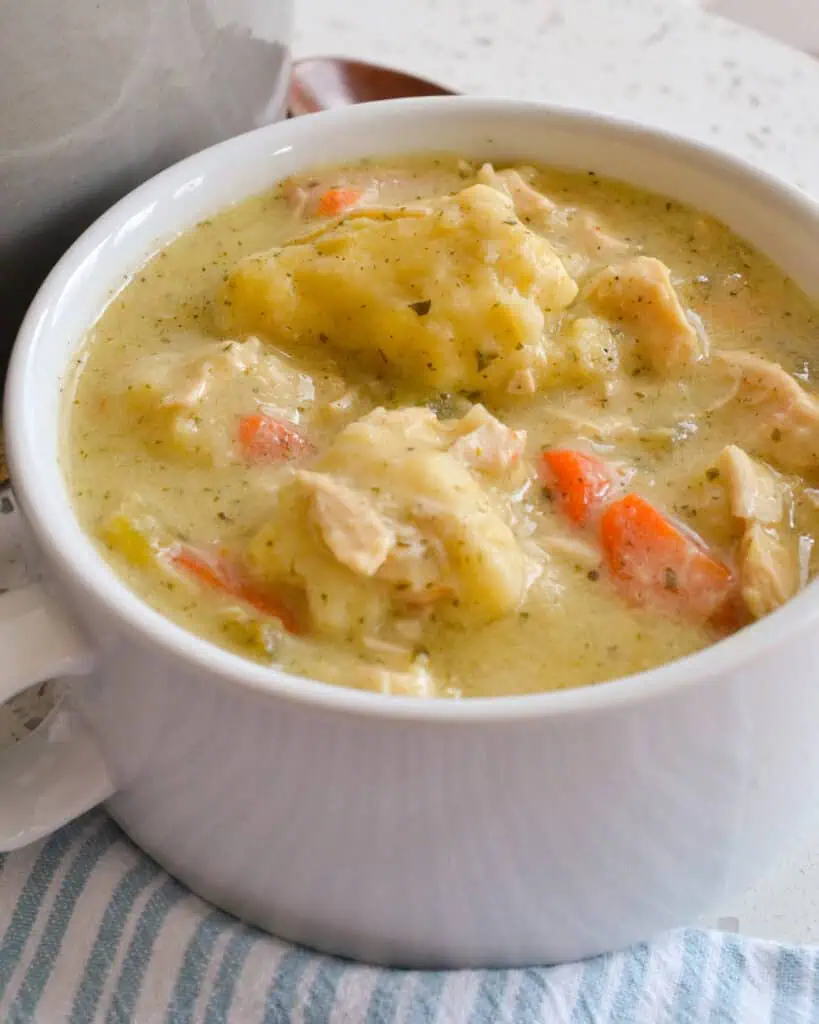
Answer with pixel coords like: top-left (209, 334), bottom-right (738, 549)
top-left (0, 576), bottom-right (114, 852)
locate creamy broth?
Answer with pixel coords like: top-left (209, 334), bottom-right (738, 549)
top-left (66, 155), bottom-right (819, 697)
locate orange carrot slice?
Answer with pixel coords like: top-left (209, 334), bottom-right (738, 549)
top-left (170, 546), bottom-right (233, 593)
top-left (315, 187), bottom-right (362, 217)
top-left (237, 581), bottom-right (303, 635)
top-left (238, 414), bottom-right (313, 464)
top-left (600, 494), bottom-right (734, 619)
top-left (169, 546), bottom-right (302, 634)
top-left (708, 589), bottom-right (750, 635)
top-left (538, 449), bottom-right (616, 526)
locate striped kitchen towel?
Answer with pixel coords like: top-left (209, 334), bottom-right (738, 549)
top-left (0, 811), bottom-right (816, 1023)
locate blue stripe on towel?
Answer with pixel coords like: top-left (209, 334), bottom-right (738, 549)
top-left (262, 948), bottom-right (313, 1024)
top-left (709, 933), bottom-right (748, 1024)
top-left (203, 926), bottom-right (258, 1024)
top-left (104, 876), bottom-right (188, 1024)
top-left (772, 946), bottom-right (808, 1023)
top-left (0, 817), bottom-right (91, 1000)
top-left (164, 908), bottom-right (229, 1024)
top-left (69, 856), bottom-right (161, 1024)
top-left (609, 941), bottom-right (652, 1022)
top-left (571, 952), bottom-right (614, 1022)
top-left (511, 969), bottom-right (547, 1023)
top-left (469, 970), bottom-right (509, 1022)
top-left (810, 949), bottom-right (819, 1024)
top-left (670, 928), bottom-right (710, 1022)
top-left (365, 967), bottom-right (408, 1024)
top-left (302, 957), bottom-right (347, 1024)
top-left (7, 818), bottom-right (119, 1022)
top-left (405, 970), bottom-right (447, 1024)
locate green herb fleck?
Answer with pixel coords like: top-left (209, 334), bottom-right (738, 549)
top-left (475, 350), bottom-right (499, 373)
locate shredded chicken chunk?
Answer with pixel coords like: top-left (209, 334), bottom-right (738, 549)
top-left (298, 470), bottom-right (396, 576)
top-left (718, 445), bottom-right (783, 524)
top-left (134, 336), bottom-right (314, 414)
top-left (587, 256), bottom-right (702, 374)
top-left (738, 522), bottom-right (798, 619)
top-left (542, 406), bottom-right (639, 442)
top-left (719, 351), bottom-right (819, 474)
top-left (539, 533), bottom-right (602, 570)
top-left (507, 368), bottom-right (537, 395)
top-left (571, 211), bottom-right (632, 260)
top-left (716, 441), bottom-right (799, 620)
top-left (449, 404), bottom-right (526, 476)
top-left (378, 521), bottom-right (447, 597)
top-left (477, 163), bottom-right (557, 226)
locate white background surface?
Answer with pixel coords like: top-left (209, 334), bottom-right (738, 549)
top-left (704, 0), bottom-right (819, 54)
top-left (292, 0), bottom-right (819, 945)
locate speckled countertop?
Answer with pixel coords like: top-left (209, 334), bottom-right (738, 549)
top-left (296, 0), bottom-right (819, 190)
top-left (295, 0), bottom-right (819, 945)
top-left (5, 0), bottom-right (819, 948)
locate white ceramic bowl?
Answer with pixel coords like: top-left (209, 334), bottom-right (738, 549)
top-left (3, 98), bottom-right (819, 969)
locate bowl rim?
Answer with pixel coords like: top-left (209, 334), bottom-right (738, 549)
top-left (7, 94), bottom-right (819, 723)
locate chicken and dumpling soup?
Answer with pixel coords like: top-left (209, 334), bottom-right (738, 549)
top-left (65, 155), bottom-right (819, 698)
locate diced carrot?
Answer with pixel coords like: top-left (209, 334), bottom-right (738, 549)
top-left (169, 545), bottom-right (303, 634)
top-left (238, 414), bottom-right (313, 464)
top-left (708, 589), bottom-right (750, 636)
top-left (315, 186), bottom-right (362, 217)
top-left (238, 581), bottom-right (304, 635)
top-left (170, 546), bottom-right (233, 593)
top-left (538, 449), bottom-right (616, 525)
top-left (600, 494), bottom-right (734, 620)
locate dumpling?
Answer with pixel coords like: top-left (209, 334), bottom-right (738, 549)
top-left (109, 336), bottom-right (320, 466)
top-left (216, 184), bottom-right (577, 397)
top-left (246, 405), bottom-right (532, 639)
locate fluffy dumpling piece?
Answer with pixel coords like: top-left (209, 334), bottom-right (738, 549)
top-left (109, 336), bottom-right (323, 466)
top-left (246, 405), bottom-right (531, 640)
top-left (548, 317), bottom-right (620, 388)
top-left (216, 184), bottom-right (578, 397)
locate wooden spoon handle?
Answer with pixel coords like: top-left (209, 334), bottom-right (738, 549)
top-left (288, 57), bottom-right (455, 117)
